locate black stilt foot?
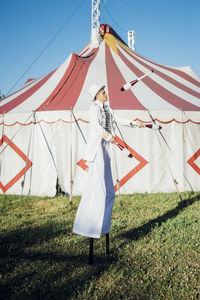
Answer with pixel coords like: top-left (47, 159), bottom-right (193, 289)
top-left (106, 233), bottom-right (110, 256)
top-left (89, 238), bottom-right (94, 265)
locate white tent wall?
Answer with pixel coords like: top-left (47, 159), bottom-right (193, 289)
top-left (52, 111), bottom-right (88, 195)
top-left (182, 121), bottom-right (200, 190)
top-left (0, 110), bottom-right (199, 196)
top-left (31, 118), bottom-right (58, 196)
top-left (0, 112), bottom-right (34, 195)
top-left (0, 112), bottom-right (58, 196)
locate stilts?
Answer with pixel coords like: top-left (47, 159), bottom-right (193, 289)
top-left (89, 238), bottom-right (94, 265)
top-left (88, 233), bottom-right (110, 264)
top-left (106, 233), bottom-right (110, 256)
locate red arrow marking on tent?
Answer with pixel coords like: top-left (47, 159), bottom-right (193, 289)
top-left (187, 149), bottom-right (200, 175)
top-left (76, 135), bottom-right (148, 191)
top-left (77, 159), bottom-right (88, 172)
top-left (0, 135), bottom-right (33, 193)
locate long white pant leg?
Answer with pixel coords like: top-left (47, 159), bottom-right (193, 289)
top-left (73, 141), bottom-right (112, 238)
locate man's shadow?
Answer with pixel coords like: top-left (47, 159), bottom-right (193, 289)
top-left (113, 193), bottom-right (200, 250)
top-left (0, 219), bottom-right (117, 299)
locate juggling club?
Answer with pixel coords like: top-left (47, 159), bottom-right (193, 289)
top-left (121, 70), bottom-right (154, 91)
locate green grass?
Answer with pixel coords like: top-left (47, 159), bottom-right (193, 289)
top-left (0, 192), bottom-right (200, 299)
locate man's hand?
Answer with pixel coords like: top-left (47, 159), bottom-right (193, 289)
top-left (136, 121), bottom-right (145, 128)
top-left (110, 137), bottom-right (117, 144)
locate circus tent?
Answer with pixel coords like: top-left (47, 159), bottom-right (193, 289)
top-left (0, 24), bottom-right (200, 196)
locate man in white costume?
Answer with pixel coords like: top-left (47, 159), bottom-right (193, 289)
top-left (73, 83), bottom-right (144, 240)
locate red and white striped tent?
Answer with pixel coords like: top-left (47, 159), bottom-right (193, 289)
top-left (0, 25), bottom-right (200, 196)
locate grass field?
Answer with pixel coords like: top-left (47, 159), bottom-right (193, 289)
top-left (0, 192), bottom-right (200, 299)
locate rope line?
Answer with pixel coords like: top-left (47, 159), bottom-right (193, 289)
top-left (103, 4), bottom-right (128, 33)
top-left (71, 109), bottom-right (87, 145)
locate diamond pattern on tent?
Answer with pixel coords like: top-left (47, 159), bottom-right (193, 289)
top-left (114, 136), bottom-right (148, 191)
top-left (0, 135), bottom-right (33, 193)
top-left (187, 149), bottom-right (200, 175)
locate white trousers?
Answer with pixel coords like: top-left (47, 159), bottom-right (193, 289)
top-left (73, 140), bottom-right (115, 238)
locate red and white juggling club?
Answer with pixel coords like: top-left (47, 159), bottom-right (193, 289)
top-left (121, 70), bottom-right (154, 91)
top-left (145, 123), bottom-right (162, 130)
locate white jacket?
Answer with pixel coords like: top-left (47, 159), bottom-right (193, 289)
top-left (84, 100), bottom-right (137, 162)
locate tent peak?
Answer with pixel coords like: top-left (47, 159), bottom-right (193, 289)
top-left (100, 24), bottom-right (128, 46)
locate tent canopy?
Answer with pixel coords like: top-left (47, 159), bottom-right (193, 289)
top-left (1, 24), bottom-right (200, 114)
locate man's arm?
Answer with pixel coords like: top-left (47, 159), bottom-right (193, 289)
top-left (114, 114), bottom-right (145, 128)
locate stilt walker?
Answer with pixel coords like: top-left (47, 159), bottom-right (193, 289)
top-left (73, 83), bottom-right (145, 264)
top-left (73, 0), bottom-right (155, 264)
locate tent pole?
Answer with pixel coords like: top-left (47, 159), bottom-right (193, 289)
top-left (147, 110), bottom-right (183, 201)
top-left (113, 144), bottom-right (122, 206)
top-left (21, 123), bottom-right (32, 196)
top-left (35, 113), bottom-right (62, 195)
top-left (36, 113), bottom-right (58, 171)
top-left (0, 113), bottom-right (5, 183)
top-left (71, 109), bottom-right (87, 145)
top-left (21, 116), bottom-right (34, 197)
top-left (28, 113), bottom-right (36, 195)
top-left (69, 108), bottom-right (73, 204)
top-left (147, 109), bottom-right (193, 195)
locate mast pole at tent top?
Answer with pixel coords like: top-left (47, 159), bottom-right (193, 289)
top-left (128, 30), bottom-right (135, 51)
top-left (91, 0), bottom-right (102, 47)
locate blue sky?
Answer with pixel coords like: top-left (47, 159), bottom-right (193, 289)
top-left (0, 0), bottom-right (200, 97)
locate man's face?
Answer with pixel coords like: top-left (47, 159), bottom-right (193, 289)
top-left (96, 89), bottom-right (107, 103)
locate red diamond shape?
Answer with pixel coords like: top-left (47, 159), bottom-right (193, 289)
top-left (77, 135), bottom-right (148, 191)
top-left (0, 135), bottom-right (33, 193)
top-left (114, 136), bottom-right (148, 191)
top-left (187, 149), bottom-right (200, 175)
